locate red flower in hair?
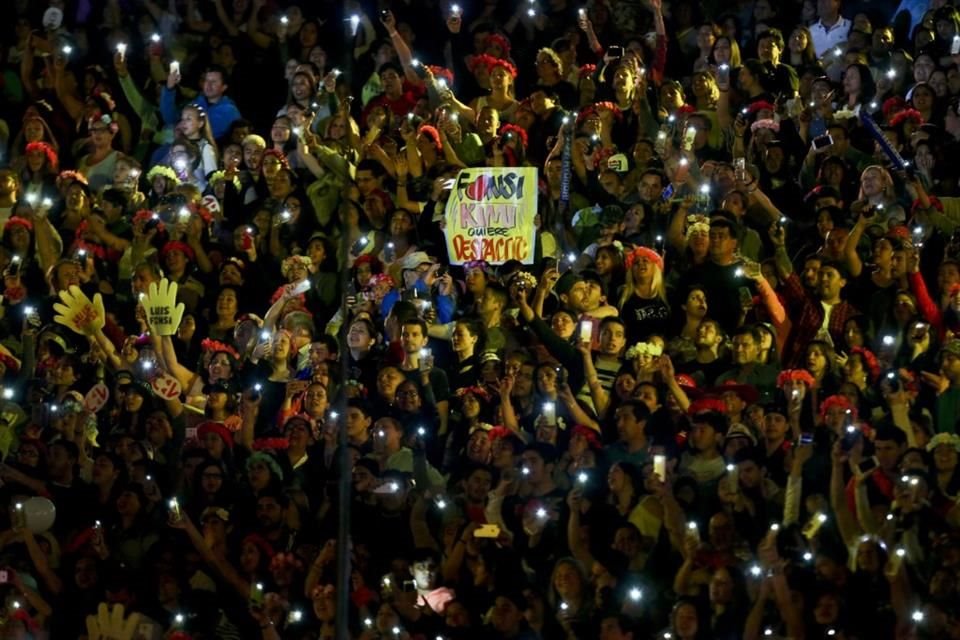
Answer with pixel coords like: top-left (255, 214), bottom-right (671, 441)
top-left (776, 369), bottom-right (816, 388)
top-left (262, 149), bottom-right (290, 170)
top-left (676, 104), bottom-right (697, 116)
top-left (578, 64), bottom-right (597, 79)
top-left (890, 109), bottom-right (923, 128)
top-left (4, 216), bottom-right (33, 232)
top-left (485, 57), bottom-right (518, 79)
top-left (200, 338), bottom-right (240, 360)
top-left (455, 385), bottom-right (492, 402)
top-left (498, 124), bottom-right (528, 148)
top-left (819, 394), bottom-right (856, 420)
top-left (417, 124), bottom-right (443, 153)
top-left (483, 33), bottom-right (512, 57)
top-left (882, 96), bottom-right (906, 119)
top-left (56, 170), bottom-right (88, 186)
top-left (746, 101), bottom-right (776, 115)
top-left (467, 53), bottom-right (496, 73)
top-left (849, 347), bottom-right (880, 381)
top-left (132, 209), bottom-right (165, 234)
top-left (426, 65), bottom-right (454, 86)
top-left (25, 141), bottom-right (58, 170)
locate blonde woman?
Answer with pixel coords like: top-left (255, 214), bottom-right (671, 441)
top-left (619, 246), bottom-right (671, 343)
top-left (856, 165), bottom-right (905, 228)
top-left (691, 72), bottom-right (723, 148)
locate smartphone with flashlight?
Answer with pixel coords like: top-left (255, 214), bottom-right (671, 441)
top-left (857, 456), bottom-right (879, 476)
top-left (653, 455), bottom-right (666, 482)
top-left (812, 134), bottom-right (834, 151)
top-left (249, 582), bottom-right (265, 608)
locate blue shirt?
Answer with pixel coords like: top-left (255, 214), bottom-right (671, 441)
top-left (160, 87), bottom-right (242, 140)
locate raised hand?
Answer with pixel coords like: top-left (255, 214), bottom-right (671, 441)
top-left (53, 286), bottom-right (105, 336)
top-left (85, 603), bottom-right (142, 640)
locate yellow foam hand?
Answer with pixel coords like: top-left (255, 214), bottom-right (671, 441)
top-left (85, 602), bottom-right (142, 640)
top-left (143, 278), bottom-right (185, 336)
top-left (53, 285), bottom-right (105, 336)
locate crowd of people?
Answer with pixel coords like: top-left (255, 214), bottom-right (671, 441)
top-left (4, 0), bottom-right (960, 638)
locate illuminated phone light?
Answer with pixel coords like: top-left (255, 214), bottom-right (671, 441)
top-left (628, 587), bottom-right (642, 601)
top-left (280, 15), bottom-right (289, 24)
top-left (577, 471), bottom-right (588, 484)
top-left (749, 564), bottom-right (762, 577)
top-left (803, 551), bottom-right (813, 562)
top-left (726, 463), bottom-right (735, 472)
top-left (770, 523), bottom-right (780, 531)
top-left (536, 507), bottom-right (548, 518)
top-left (151, 33), bottom-right (161, 43)
top-left (882, 336), bottom-right (895, 346)
top-left (329, 411), bottom-right (338, 420)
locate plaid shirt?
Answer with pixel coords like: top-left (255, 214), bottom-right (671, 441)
top-left (780, 273), bottom-right (861, 368)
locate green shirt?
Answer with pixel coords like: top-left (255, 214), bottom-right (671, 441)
top-left (936, 387), bottom-right (960, 434)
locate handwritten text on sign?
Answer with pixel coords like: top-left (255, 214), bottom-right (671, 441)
top-left (444, 168), bottom-right (537, 265)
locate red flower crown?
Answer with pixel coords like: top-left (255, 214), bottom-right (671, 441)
top-left (776, 369), bottom-right (816, 388)
top-left (25, 141), bottom-right (58, 170)
top-left (200, 338), bottom-right (240, 360)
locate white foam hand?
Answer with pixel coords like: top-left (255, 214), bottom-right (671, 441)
top-left (143, 278), bottom-right (185, 336)
top-left (53, 285), bottom-right (105, 335)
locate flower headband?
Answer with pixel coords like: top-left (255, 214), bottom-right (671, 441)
top-left (509, 271), bottom-right (538, 289)
top-left (132, 209), bottom-right (165, 233)
top-left (686, 221), bottom-right (710, 239)
top-left (689, 397), bottom-right (727, 415)
top-left (88, 111), bottom-right (119, 134)
top-left (25, 141), bottom-right (58, 169)
top-left (200, 338), bottom-right (240, 361)
top-left (890, 108), bottom-right (923, 128)
top-left (146, 165), bottom-right (180, 184)
top-left (625, 342), bottom-right (663, 359)
top-left (281, 255), bottom-right (312, 278)
top-left (624, 246), bottom-right (664, 271)
top-left (483, 33), bottom-right (512, 57)
top-left (776, 369), bottom-right (816, 388)
top-left (455, 385), bottom-right (492, 402)
top-left (928, 433), bottom-right (960, 452)
top-left (750, 118), bottom-right (780, 133)
top-left (578, 63), bottom-right (597, 79)
top-left (577, 101), bottom-right (623, 125)
top-left (368, 272), bottom-right (395, 289)
top-left (485, 56), bottom-right (517, 78)
top-left (819, 394), bottom-right (857, 420)
top-left (209, 170), bottom-right (242, 191)
top-left (426, 65), bottom-right (454, 85)
top-left (499, 124), bottom-right (528, 148)
top-left (5, 216), bottom-right (33, 232)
